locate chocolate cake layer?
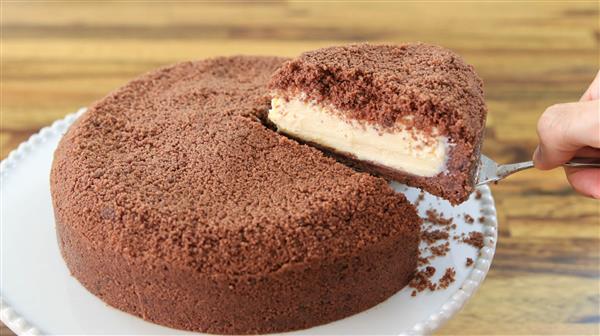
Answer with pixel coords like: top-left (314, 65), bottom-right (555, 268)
top-left (51, 56), bottom-right (421, 334)
top-left (268, 43), bottom-right (487, 204)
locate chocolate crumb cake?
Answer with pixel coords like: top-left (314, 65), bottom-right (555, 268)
top-left (268, 43), bottom-right (487, 204)
top-left (51, 56), bottom-right (421, 334)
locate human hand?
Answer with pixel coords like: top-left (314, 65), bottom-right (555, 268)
top-left (533, 71), bottom-right (600, 199)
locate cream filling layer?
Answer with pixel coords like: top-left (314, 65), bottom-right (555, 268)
top-left (268, 95), bottom-right (449, 177)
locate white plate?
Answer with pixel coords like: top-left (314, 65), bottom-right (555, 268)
top-left (0, 109), bottom-right (497, 336)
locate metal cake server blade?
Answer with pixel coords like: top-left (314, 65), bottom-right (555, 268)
top-left (475, 154), bottom-right (600, 186)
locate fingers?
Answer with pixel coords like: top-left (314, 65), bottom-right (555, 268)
top-left (572, 146), bottom-right (600, 158)
top-left (580, 70), bottom-right (600, 102)
top-left (564, 147), bottom-right (600, 199)
top-left (533, 100), bottom-right (600, 170)
top-left (536, 70), bottom-right (600, 198)
top-left (565, 167), bottom-right (600, 199)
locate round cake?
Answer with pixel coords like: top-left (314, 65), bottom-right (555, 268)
top-left (50, 56), bottom-right (421, 334)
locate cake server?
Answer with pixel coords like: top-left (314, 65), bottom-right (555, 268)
top-left (475, 154), bottom-right (600, 186)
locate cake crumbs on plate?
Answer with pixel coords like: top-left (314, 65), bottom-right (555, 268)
top-left (414, 191), bottom-right (426, 207)
top-left (437, 268), bottom-right (456, 289)
top-left (413, 206), bottom-right (480, 296)
top-left (421, 229), bottom-right (450, 244)
top-left (475, 189), bottom-right (482, 199)
top-left (463, 231), bottom-right (485, 249)
top-left (409, 266), bottom-right (436, 295)
top-left (430, 241), bottom-right (450, 257)
top-left (425, 209), bottom-right (453, 226)
top-left (452, 232), bottom-right (467, 241)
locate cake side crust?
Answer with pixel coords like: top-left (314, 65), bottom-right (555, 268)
top-left (55, 210), bottom-right (418, 334)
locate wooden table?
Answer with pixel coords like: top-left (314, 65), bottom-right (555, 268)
top-left (2, 2), bottom-right (598, 335)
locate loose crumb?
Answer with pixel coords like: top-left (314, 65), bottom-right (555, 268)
top-left (466, 257), bottom-right (474, 267)
top-left (428, 281), bottom-right (436, 291)
top-left (437, 268), bottom-right (456, 289)
top-left (475, 190), bottom-right (482, 199)
top-left (413, 207), bottom-right (465, 296)
top-left (415, 191), bottom-right (426, 207)
top-left (452, 232), bottom-right (467, 241)
top-left (478, 216), bottom-right (486, 224)
top-left (462, 231), bottom-right (484, 249)
top-left (430, 241), bottom-right (450, 257)
top-left (425, 209), bottom-right (453, 226)
top-left (421, 229), bottom-right (450, 244)
top-left (409, 266), bottom-right (437, 293)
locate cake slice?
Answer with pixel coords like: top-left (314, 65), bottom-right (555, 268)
top-left (268, 43), bottom-right (487, 204)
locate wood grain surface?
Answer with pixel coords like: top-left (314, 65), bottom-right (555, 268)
top-left (1, 1), bottom-right (599, 335)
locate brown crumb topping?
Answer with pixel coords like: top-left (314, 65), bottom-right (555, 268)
top-left (466, 257), bottom-right (474, 267)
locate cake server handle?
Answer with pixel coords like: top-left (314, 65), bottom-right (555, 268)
top-left (475, 155), bottom-right (600, 186)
